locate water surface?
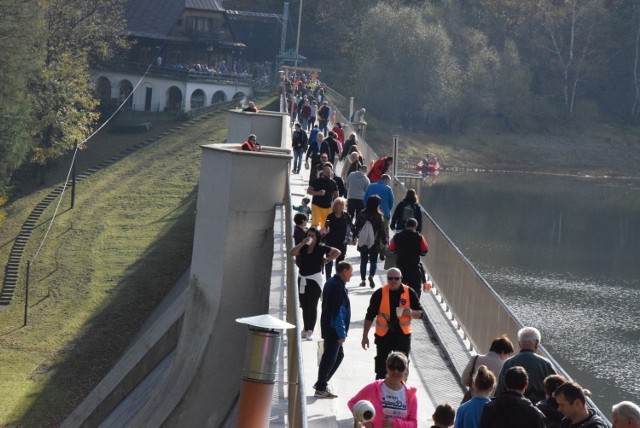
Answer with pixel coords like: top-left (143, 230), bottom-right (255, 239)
top-left (420, 172), bottom-right (640, 413)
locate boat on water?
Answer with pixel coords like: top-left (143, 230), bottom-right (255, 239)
top-left (416, 153), bottom-right (441, 176)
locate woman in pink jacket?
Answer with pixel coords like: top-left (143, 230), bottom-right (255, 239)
top-left (347, 351), bottom-right (418, 427)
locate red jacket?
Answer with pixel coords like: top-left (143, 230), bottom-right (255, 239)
top-left (368, 157), bottom-right (389, 183)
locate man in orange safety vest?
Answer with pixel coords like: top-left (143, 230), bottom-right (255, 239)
top-left (361, 267), bottom-right (423, 379)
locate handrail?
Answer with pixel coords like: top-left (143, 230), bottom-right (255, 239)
top-left (324, 89), bottom-right (611, 425)
top-left (284, 173), bottom-right (308, 428)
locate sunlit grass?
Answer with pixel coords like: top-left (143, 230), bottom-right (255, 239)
top-left (0, 105), bottom-right (239, 426)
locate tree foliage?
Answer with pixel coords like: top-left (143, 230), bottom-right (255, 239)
top-left (30, 0), bottom-right (129, 166)
top-left (0, 0), bottom-right (42, 190)
top-left (267, 0), bottom-right (640, 130)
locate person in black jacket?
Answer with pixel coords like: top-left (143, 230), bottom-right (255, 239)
top-left (554, 381), bottom-right (608, 428)
top-left (291, 122), bottom-right (308, 174)
top-left (313, 261), bottom-right (352, 398)
top-left (391, 189), bottom-right (424, 233)
top-left (354, 195), bottom-right (388, 288)
top-left (388, 218), bottom-right (428, 297)
top-left (479, 366), bottom-right (547, 428)
top-left (536, 374), bottom-right (567, 428)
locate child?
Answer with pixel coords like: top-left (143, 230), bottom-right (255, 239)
top-left (432, 403), bottom-right (455, 428)
top-left (293, 197), bottom-right (311, 219)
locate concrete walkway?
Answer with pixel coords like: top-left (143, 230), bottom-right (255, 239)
top-left (281, 168), bottom-right (470, 427)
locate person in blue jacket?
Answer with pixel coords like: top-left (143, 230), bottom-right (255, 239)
top-left (363, 174), bottom-right (395, 223)
top-left (313, 261), bottom-right (353, 398)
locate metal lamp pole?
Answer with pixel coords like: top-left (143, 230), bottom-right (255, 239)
top-left (294, 0), bottom-right (302, 68)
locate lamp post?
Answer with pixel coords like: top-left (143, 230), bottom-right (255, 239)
top-left (294, 0), bottom-right (303, 68)
top-left (235, 314), bottom-right (294, 428)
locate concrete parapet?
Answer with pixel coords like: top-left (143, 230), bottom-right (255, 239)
top-left (227, 109), bottom-right (292, 149)
top-left (64, 112), bottom-right (292, 427)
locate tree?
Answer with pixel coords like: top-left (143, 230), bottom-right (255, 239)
top-left (29, 0), bottom-right (128, 170)
top-left (0, 0), bottom-right (42, 190)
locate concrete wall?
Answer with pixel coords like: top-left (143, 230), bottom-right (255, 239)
top-left (62, 110), bottom-right (292, 427)
top-left (91, 72), bottom-right (253, 112)
top-left (227, 109), bottom-right (292, 149)
top-left (123, 142), bottom-right (291, 426)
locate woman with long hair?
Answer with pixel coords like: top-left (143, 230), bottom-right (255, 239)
top-left (355, 195), bottom-right (388, 288)
top-left (290, 227), bottom-right (340, 340)
top-left (323, 197), bottom-right (354, 277)
top-left (347, 351), bottom-right (418, 427)
top-left (390, 189), bottom-right (425, 233)
top-left (454, 365), bottom-right (496, 428)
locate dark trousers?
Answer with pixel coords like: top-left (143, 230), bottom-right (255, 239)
top-left (360, 248), bottom-right (379, 280)
top-left (315, 337), bottom-right (344, 391)
top-left (325, 244), bottom-right (346, 277)
top-left (374, 332), bottom-right (411, 379)
top-left (398, 263), bottom-right (422, 299)
top-left (347, 199), bottom-right (364, 223)
top-left (299, 279), bottom-right (321, 331)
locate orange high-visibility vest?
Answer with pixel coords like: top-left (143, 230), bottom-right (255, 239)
top-left (241, 140), bottom-right (257, 151)
top-left (375, 284), bottom-right (412, 336)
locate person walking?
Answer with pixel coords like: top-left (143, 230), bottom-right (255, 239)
top-left (307, 163), bottom-right (338, 229)
top-left (364, 174), bottom-right (394, 224)
top-left (354, 195), bottom-right (388, 288)
top-left (554, 381), bottom-right (608, 428)
top-left (455, 365), bottom-right (496, 428)
top-left (361, 267), bottom-right (423, 380)
top-left (291, 122), bottom-right (308, 174)
top-left (391, 189), bottom-right (424, 233)
top-left (289, 227), bottom-right (341, 341)
top-left (323, 197), bottom-right (353, 277)
top-left (347, 351), bottom-right (418, 427)
top-left (495, 326), bottom-right (557, 403)
top-left (460, 335), bottom-right (514, 400)
top-left (313, 261), bottom-right (353, 398)
top-left (479, 366), bottom-right (547, 428)
top-left (345, 164), bottom-right (369, 222)
top-left (388, 218), bottom-right (428, 298)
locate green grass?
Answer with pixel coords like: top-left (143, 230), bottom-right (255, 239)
top-left (0, 105), bottom-right (241, 426)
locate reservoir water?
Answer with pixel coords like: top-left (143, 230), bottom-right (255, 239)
top-left (419, 172), bottom-right (640, 414)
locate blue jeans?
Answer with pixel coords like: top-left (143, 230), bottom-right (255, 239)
top-left (293, 147), bottom-right (304, 172)
top-left (315, 337), bottom-right (344, 391)
top-left (360, 248), bottom-right (378, 280)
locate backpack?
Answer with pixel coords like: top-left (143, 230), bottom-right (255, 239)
top-left (402, 203), bottom-right (415, 223)
top-left (358, 220), bottom-right (376, 249)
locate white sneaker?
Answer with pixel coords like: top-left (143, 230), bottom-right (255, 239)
top-left (301, 330), bottom-right (308, 339)
top-left (306, 330), bottom-right (314, 341)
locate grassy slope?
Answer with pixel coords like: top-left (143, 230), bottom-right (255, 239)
top-left (0, 110), bottom-right (230, 426)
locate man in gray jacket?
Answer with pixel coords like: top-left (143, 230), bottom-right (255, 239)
top-left (345, 164), bottom-right (370, 223)
top-left (495, 326), bottom-right (557, 403)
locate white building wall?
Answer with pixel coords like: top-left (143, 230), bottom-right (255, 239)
top-left (90, 71), bottom-right (253, 112)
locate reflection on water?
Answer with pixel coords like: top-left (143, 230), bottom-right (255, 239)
top-left (419, 173), bottom-right (640, 413)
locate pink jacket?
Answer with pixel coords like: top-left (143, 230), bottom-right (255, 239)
top-left (347, 380), bottom-right (418, 428)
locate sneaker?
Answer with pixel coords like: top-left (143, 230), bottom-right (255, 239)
top-left (368, 277), bottom-right (375, 288)
top-left (314, 389), bottom-right (338, 399)
top-left (360, 280), bottom-right (366, 287)
top-left (301, 330), bottom-right (308, 339)
top-left (306, 330), bottom-right (314, 341)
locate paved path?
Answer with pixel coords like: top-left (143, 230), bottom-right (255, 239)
top-left (285, 167), bottom-right (469, 427)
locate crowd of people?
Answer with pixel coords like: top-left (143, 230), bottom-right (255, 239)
top-left (242, 88), bottom-right (638, 428)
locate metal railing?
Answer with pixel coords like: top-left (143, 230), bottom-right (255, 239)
top-left (325, 92), bottom-right (611, 424)
top-left (284, 164), bottom-right (308, 428)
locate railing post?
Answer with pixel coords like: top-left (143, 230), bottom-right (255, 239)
top-left (24, 260), bottom-right (30, 326)
top-left (71, 140), bottom-right (77, 209)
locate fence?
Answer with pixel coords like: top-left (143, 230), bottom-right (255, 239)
top-left (326, 93), bottom-right (610, 423)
